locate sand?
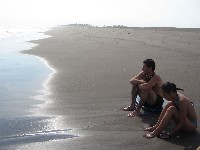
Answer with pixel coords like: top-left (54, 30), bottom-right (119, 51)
top-left (22, 26), bottom-right (200, 150)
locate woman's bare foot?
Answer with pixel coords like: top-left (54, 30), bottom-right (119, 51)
top-left (143, 132), bottom-right (157, 138)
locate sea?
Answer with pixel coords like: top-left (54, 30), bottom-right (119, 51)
top-left (0, 26), bottom-right (77, 150)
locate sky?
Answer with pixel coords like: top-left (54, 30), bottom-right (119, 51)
top-left (0, 0), bottom-right (200, 28)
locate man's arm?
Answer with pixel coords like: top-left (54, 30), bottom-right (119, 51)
top-left (130, 71), bottom-right (146, 85)
top-left (138, 75), bottom-right (159, 91)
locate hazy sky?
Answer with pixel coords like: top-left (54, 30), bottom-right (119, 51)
top-left (0, 0), bottom-right (200, 27)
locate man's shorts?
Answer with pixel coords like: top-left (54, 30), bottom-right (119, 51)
top-left (143, 94), bottom-right (164, 110)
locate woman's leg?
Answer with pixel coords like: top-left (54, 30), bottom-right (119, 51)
top-left (145, 102), bottom-right (174, 131)
top-left (148, 107), bottom-right (197, 137)
top-left (144, 106), bottom-right (179, 138)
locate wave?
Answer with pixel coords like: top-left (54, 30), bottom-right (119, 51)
top-left (0, 26), bottom-right (49, 39)
top-left (0, 117), bottom-right (78, 146)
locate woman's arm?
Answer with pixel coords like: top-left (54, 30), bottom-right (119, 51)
top-left (169, 99), bottom-right (187, 136)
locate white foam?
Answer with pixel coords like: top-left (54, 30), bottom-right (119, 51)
top-left (0, 26), bottom-right (49, 39)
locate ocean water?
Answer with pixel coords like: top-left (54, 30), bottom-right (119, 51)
top-left (0, 26), bottom-right (77, 149)
top-left (0, 26), bottom-right (52, 117)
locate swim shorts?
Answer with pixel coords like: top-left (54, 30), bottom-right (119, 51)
top-left (143, 94), bottom-right (164, 110)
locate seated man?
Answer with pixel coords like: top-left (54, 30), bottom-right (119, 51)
top-left (143, 82), bottom-right (197, 139)
top-left (124, 59), bottom-right (164, 117)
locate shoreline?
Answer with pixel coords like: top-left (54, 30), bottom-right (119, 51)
top-left (0, 29), bottom-right (52, 118)
top-left (0, 29), bottom-right (73, 149)
top-left (22, 53), bottom-right (57, 116)
top-left (22, 26), bottom-right (200, 149)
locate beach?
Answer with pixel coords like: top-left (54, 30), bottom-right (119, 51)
top-left (20, 26), bottom-right (200, 150)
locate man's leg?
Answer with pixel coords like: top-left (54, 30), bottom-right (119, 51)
top-left (136, 89), bottom-right (149, 111)
top-left (127, 89), bottom-right (149, 117)
top-left (146, 90), bottom-right (157, 106)
top-left (124, 85), bottom-right (139, 111)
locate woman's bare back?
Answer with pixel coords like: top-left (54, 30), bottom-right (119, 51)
top-left (179, 93), bottom-right (197, 121)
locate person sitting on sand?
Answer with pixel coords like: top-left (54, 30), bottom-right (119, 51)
top-left (124, 59), bottom-right (164, 117)
top-left (143, 82), bottom-right (197, 139)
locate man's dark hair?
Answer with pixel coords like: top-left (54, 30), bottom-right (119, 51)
top-left (161, 82), bottom-right (184, 94)
top-left (143, 59), bottom-right (155, 71)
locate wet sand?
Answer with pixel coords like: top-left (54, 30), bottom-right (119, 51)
top-left (22, 26), bottom-right (200, 150)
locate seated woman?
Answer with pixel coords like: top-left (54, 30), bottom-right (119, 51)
top-left (143, 82), bottom-right (197, 139)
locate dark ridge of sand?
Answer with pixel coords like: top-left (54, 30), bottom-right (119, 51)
top-left (21, 26), bottom-right (200, 150)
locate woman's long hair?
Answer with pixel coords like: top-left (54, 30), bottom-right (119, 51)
top-left (161, 82), bottom-right (184, 94)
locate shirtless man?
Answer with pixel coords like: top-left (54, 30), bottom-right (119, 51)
top-left (124, 59), bottom-right (164, 117)
top-left (143, 82), bottom-right (197, 139)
